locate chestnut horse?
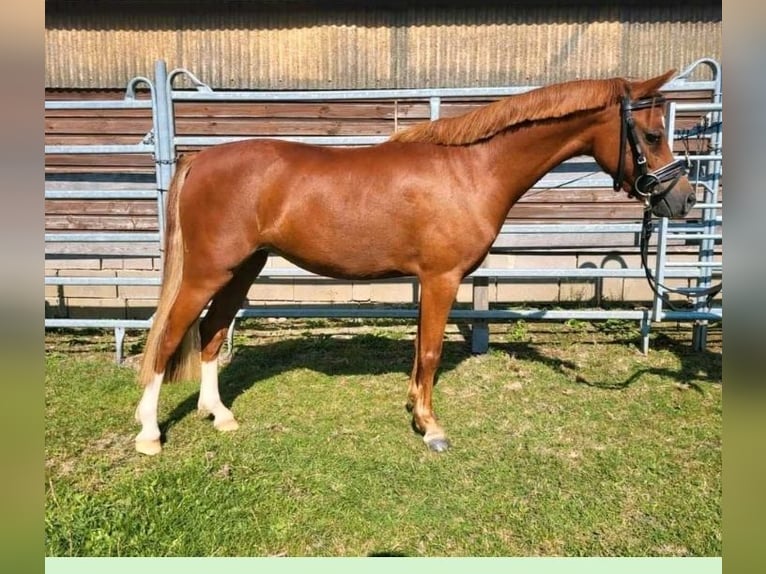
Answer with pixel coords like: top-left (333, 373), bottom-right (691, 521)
top-left (135, 70), bottom-right (695, 455)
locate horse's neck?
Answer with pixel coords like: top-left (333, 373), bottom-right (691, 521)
top-left (479, 113), bottom-right (595, 209)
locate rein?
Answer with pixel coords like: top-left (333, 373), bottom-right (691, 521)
top-left (639, 210), bottom-right (722, 310)
top-left (615, 95), bottom-right (722, 310)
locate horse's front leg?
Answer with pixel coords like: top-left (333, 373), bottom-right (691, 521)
top-left (406, 333), bottom-right (418, 412)
top-left (410, 273), bottom-right (461, 452)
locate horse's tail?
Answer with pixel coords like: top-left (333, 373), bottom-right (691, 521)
top-left (138, 154), bottom-right (201, 386)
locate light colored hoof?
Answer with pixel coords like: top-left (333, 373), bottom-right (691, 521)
top-left (423, 431), bottom-right (450, 453)
top-left (214, 417), bottom-right (239, 432)
top-left (135, 439), bottom-right (162, 456)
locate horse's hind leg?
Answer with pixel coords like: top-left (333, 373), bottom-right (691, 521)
top-left (135, 373), bottom-right (166, 455)
top-left (135, 278), bottom-right (225, 455)
top-left (197, 250), bottom-right (269, 431)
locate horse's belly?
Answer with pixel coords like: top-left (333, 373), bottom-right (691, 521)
top-left (268, 226), bottom-right (417, 280)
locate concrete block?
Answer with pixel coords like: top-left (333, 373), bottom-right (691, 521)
top-left (247, 282), bottom-right (294, 302)
top-left (45, 284), bottom-right (63, 298)
top-left (483, 253), bottom-right (515, 268)
top-left (496, 281), bottom-right (559, 303)
top-left (122, 258), bottom-right (155, 271)
top-left (513, 254), bottom-right (577, 269)
top-left (293, 281), bottom-right (353, 303)
top-left (100, 259), bottom-right (125, 270)
top-left (66, 297), bottom-right (126, 319)
top-left (622, 278), bottom-right (653, 302)
top-left (352, 282), bottom-right (372, 302)
top-left (370, 281), bottom-right (418, 303)
top-left (116, 270), bottom-right (161, 299)
top-left (45, 258), bottom-right (101, 270)
top-left (58, 269), bottom-right (118, 298)
top-left (455, 282), bottom-right (473, 303)
top-left (559, 280), bottom-right (596, 303)
top-left (597, 278), bottom-right (624, 302)
top-left (125, 299), bottom-right (157, 319)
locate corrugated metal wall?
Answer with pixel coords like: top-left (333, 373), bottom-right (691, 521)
top-left (45, 1), bottom-right (721, 89)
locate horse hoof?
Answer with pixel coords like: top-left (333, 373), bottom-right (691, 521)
top-left (214, 418), bottom-right (239, 432)
top-left (135, 439), bottom-right (162, 456)
top-left (425, 436), bottom-right (450, 453)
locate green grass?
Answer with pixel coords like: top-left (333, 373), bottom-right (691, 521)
top-left (45, 320), bottom-right (721, 557)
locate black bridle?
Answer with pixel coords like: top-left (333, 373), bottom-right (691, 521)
top-left (613, 95), bottom-right (687, 201)
top-left (614, 95), bottom-right (721, 310)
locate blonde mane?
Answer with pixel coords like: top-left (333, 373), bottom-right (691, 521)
top-left (389, 78), bottom-right (627, 146)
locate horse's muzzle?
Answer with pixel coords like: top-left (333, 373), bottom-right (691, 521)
top-left (649, 186), bottom-right (696, 218)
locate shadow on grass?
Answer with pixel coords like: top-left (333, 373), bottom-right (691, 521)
top-left (158, 326), bottom-right (721, 437)
top-left (158, 334), bottom-right (453, 437)
top-left (572, 331), bottom-right (722, 391)
top-left (159, 331), bottom-right (575, 436)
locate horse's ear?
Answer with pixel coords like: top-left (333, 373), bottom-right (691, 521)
top-left (629, 69), bottom-right (676, 98)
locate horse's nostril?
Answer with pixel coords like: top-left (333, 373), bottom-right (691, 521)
top-left (686, 193), bottom-right (696, 207)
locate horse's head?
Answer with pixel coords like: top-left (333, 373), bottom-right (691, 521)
top-left (595, 70), bottom-right (696, 219)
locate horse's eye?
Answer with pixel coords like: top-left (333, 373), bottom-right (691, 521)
top-left (644, 131), bottom-right (662, 145)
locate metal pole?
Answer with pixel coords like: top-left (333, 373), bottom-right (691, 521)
top-left (153, 60), bottom-right (174, 274)
top-left (429, 96), bottom-right (441, 121)
top-left (652, 217), bottom-right (670, 323)
top-left (692, 60), bottom-right (722, 351)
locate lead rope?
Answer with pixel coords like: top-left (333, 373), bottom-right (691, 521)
top-left (639, 210), bottom-right (722, 310)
